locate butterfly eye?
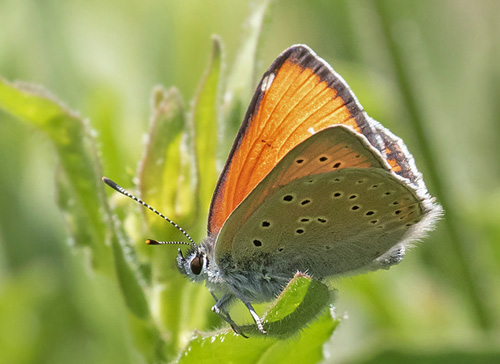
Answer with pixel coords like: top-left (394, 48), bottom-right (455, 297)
top-left (190, 256), bottom-right (203, 275)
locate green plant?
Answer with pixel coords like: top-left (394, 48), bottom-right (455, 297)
top-left (0, 2), bottom-right (339, 362)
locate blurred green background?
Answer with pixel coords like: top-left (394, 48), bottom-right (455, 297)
top-left (1, 0), bottom-right (500, 363)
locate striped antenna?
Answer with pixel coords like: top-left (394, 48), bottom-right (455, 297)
top-left (146, 239), bottom-right (192, 246)
top-left (102, 177), bottom-right (197, 248)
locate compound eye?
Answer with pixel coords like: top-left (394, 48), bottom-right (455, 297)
top-left (190, 256), bottom-right (203, 275)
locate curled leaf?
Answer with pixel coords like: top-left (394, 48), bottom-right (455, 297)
top-left (177, 273), bottom-right (338, 364)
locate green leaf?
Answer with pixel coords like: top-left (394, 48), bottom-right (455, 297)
top-left (193, 35), bottom-right (223, 213)
top-left (56, 167), bottom-right (97, 251)
top-left (111, 235), bottom-right (150, 320)
top-left (139, 86), bottom-right (190, 227)
top-left (177, 273), bottom-right (338, 364)
top-left (0, 78), bottom-right (112, 272)
top-left (138, 85), bottom-right (206, 358)
top-left (239, 272), bottom-right (336, 338)
top-left (0, 78), bottom-right (151, 325)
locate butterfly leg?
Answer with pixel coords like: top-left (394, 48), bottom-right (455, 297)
top-left (243, 300), bottom-right (266, 334)
top-left (233, 294), bottom-right (266, 334)
top-left (210, 292), bottom-right (249, 338)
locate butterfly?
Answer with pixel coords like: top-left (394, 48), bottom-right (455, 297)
top-left (104, 44), bottom-right (442, 336)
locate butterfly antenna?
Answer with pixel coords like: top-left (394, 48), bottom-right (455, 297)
top-left (145, 239), bottom-right (191, 246)
top-left (102, 177), bottom-right (197, 248)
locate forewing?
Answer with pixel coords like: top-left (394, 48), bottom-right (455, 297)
top-left (208, 45), bottom-right (388, 234)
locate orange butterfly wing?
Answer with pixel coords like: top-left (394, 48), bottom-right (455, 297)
top-left (208, 45), bottom-right (416, 234)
